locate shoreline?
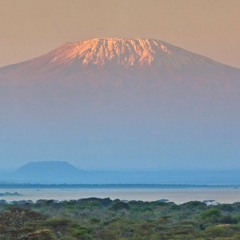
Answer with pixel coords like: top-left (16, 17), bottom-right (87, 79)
top-left (0, 187), bottom-right (240, 204)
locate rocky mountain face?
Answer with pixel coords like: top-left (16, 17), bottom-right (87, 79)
top-left (0, 38), bottom-right (240, 170)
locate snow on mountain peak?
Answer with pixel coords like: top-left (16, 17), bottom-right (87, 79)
top-left (49, 38), bottom-right (171, 67)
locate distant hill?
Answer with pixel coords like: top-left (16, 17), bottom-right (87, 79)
top-left (12, 161), bottom-right (83, 184)
top-left (0, 161), bottom-right (240, 185)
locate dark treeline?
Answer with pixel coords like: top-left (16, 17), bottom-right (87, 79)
top-left (0, 183), bottom-right (238, 189)
top-left (1, 198), bottom-right (240, 239)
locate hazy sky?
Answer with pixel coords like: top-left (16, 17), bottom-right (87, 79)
top-left (0, 0), bottom-right (239, 68)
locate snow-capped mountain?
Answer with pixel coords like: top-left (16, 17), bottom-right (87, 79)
top-left (0, 38), bottom-right (240, 170)
top-left (0, 38), bottom-right (239, 90)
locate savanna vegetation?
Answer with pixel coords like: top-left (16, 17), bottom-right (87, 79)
top-left (0, 198), bottom-right (240, 239)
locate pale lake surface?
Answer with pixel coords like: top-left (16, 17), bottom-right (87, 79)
top-left (1, 187), bottom-right (240, 204)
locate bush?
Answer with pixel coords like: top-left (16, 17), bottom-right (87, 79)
top-left (200, 208), bottom-right (222, 223)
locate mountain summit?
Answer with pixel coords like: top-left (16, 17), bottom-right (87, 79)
top-left (49, 38), bottom-right (171, 67)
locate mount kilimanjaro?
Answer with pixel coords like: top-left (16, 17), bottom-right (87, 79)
top-left (0, 38), bottom-right (239, 88)
top-left (0, 38), bottom-right (240, 170)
